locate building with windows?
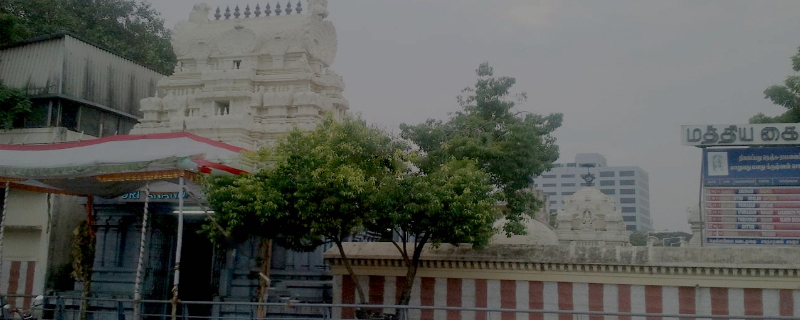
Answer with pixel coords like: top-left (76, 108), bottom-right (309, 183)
top-left (0, 33), bottom-right (162, 144)
top-left (534, 153), bottom-right (652, 231)
top-left (0, 33), bottom-right (164, 304)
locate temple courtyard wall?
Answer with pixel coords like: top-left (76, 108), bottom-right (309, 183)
top-left (325, 243), bottom-right (800, 319)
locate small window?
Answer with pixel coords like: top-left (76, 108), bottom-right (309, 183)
top-left (561, 174), bottom-right (575, 178)
top-left (623, 216), bottom-right (637, 222)
top-left (567, 163), bottom-right (577, 167)
top-left (549, 201), bottom-right (556, 205)
top-left (562, 191), bottom-right (575, 196)
top-left (600, 189), bottom-right (615, 195)
top-left (620, 180), bottom-right (636, 186)
top-left (620, 189), bottom-right (636, 195)
top-left (101, 112), bottom-right (120, 137)
top-left (541, 175), bottom-right (557, 179)
top-left (626, 225), bottom-right (637, 231)
top-left (545, 192), bottom-right (557, 196)
top-left (60, 102), bottom-right (79, 132)
top-left (620, 170), bottom-right (635, 177)
top-left (78, 106), bottom-right (102, 137)
top-left (215, 101), bottom-right (230, 115)
top-left (561, 183), bottom-right (576, 187)
top-left (233, 60), bottom-right (242, 69)
top-left (600, 180), bottom-right (615, 186)
top-left (543, 183), bottom-right (557, 188)
top-left (621, 207), bottom-right (637, 213)
top-left (599, 171), bottom-right (615, 177)
top-left (620, 198), bottom-right (636, 204)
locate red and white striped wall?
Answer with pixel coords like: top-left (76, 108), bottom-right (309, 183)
top-left (334, 275), bottom-right (800, 320)
top-left (0, 261), bottom-right (38, 308)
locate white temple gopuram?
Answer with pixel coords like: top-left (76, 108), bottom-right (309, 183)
top-left (131, 0), bottom-right (348, 150)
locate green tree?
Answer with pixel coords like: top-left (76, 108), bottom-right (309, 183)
top-left (400, 62), bottom-right (563, 236)
top-left (368, 158), bottom-right (499, 311)
top-left (204, 115), bottom-right (405, 306)
top-left (0, 0), bottom-right (176, 74)
top-left (0, 80), bottom-right (32, 130)
top-left (628, 231), bottom-right (692, 246)
top-left (750, 45), bottom-right (800, 123)
top-left (204, 172), bottom-right (324, 318)
top-left (0, 8), bottom-right (24, 44)
top-left (629, 231), bottom-right (647, 246)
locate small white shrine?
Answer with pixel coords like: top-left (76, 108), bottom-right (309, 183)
top-left (132, 0), bottom-right (348, 150)
top-left (555, 187), bottom-right (631, 247)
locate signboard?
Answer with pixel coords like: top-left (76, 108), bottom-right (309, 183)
top-left (682, 124), bottom-right (800, 147)
top-left (117, 190), bottom-right (189, 202)
top-left (702, 147), bottom-right (800, 246)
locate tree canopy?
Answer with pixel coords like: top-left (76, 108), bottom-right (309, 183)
top-left (204, 63), bottom-right (560, 316)
top-left (0, 80), bottom-right (31, 131)
top-left (400, 62), bottom-right (563, 235)
top-left (368, 157), bottom-right (499, 308)
top-left (750, 45), bottom-right (800, 123)
top-left (0, 0), bottom-right (176, 74)
top-left (204, 115), bottom-right (407, 305)
top-left (629, 231), bottom-right (692, 246)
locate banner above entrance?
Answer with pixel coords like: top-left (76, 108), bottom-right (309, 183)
top-left (682, 123), bottom-right (800, 147)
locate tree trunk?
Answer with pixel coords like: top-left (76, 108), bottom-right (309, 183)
top-left (256, 238), bottom-right (273, 319)
top-left (394, 236), bottom-right (429, 320)
top-left (334, 240), bottom-right (367, 304)
top-left (397, 263), bottom-right (418, 304)
top-left (79, 280), bottom-right (91, 320)
top-left (79, 196), bottom-right (96, 320)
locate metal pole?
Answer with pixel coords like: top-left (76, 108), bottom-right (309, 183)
top-left (699, 147), bottom-right (706, 247)
top-left (171, 175), bottom-right (185, 320)
top-left (133, 182), bottom-right (151, 320)
top-left (0, 181), bottom-right (11, 294)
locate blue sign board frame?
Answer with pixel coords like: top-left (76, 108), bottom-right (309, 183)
top-left (703, 147), bottom-right (800, 187)
top-left (702, 147), bottom-right (800, 246)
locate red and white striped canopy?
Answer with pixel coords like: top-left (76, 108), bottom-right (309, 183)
top-left (0, 132), bottom-right (248, 197)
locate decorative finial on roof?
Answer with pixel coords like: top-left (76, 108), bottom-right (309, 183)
top-left (295, 1), bottom-right (302, 14)
top-left (224, 6), bottom-right (231, 19)
top-left (308, 0), bottom-right (328, 19)
top-left (244, 4), bottom-right (251, 18)
top-left (233, 5), bottom-right (241, 18)
top-left (254, 3), bottom-right (261, 17)
top-left (286, 1), bottom-right (293, 14)
top-left (580, 164), bottom-right (596, 187)
top-left (214, 6), bottom-right (221, 20)
top-left (265, 3), bottom-right (271, 16)
top-left (275, 2), bottom-right (282, 15)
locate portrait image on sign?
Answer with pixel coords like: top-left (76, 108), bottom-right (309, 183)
top-left (707, 152), bottom-right (729, 176)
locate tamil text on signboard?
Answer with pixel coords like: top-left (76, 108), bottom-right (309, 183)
top-left (682, 124), bottom-right (800, 147)
top-left (703, 147), bottom-right (800, 246)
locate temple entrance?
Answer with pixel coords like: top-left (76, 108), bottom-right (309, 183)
top-left (177, 220), bottom-right (214, 317)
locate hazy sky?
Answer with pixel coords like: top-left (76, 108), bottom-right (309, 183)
top-left (150, 0), bottom-right (800, 232)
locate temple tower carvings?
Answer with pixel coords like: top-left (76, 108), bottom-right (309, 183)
top-left (132, 0), bottom-right (348, 150)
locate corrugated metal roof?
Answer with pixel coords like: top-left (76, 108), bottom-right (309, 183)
top-left (0, 33), bottom-right (165, 75)
top-left (0, 34), bottom-right (165, 117)
top-left (0, 37), bottom-right (63, 96)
